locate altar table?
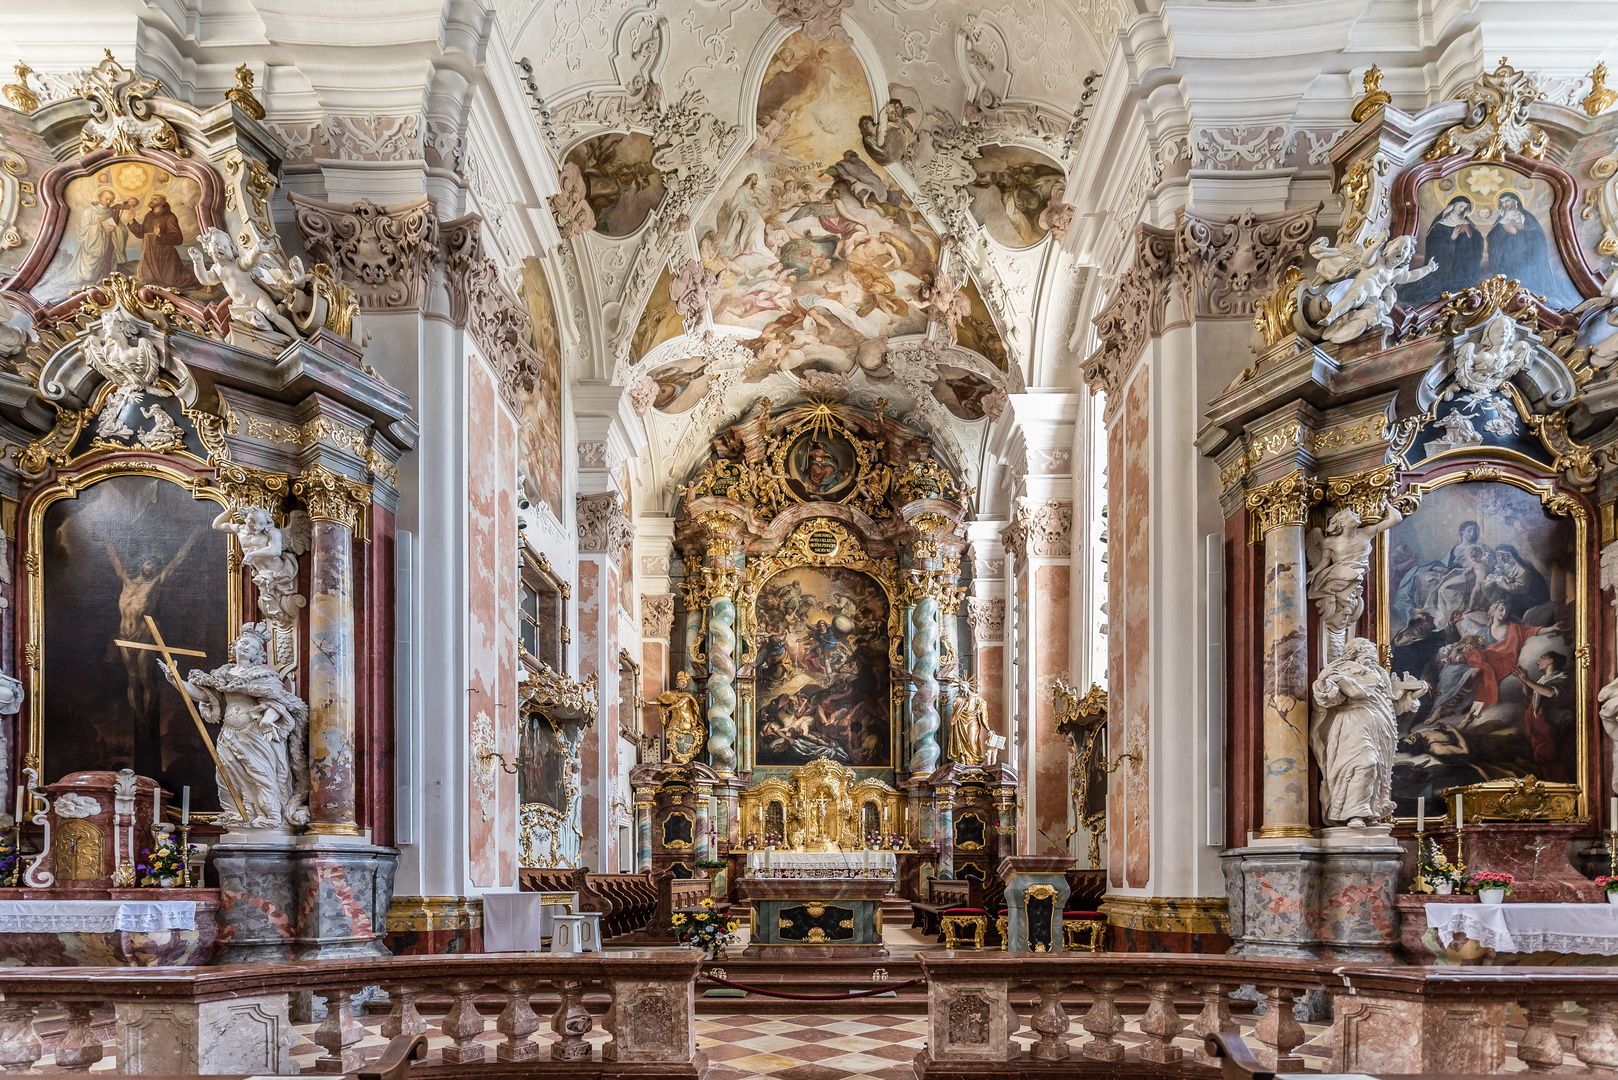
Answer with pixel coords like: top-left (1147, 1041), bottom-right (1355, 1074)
top-left (737, 876), bottom-right (889, 958)
top-left (0, 899), bottom-right (196, 932)
top-left (0, 895), bottom-right (219, 966)
top-left (744, 850), bottom-right (897, 879)
top-left (1426, 902), bottom-right (1618, 961)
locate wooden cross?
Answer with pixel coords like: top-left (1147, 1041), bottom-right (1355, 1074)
top-left (114, 615), bottom-right (249, 822)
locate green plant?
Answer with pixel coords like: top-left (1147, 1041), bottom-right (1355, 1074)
top-left (1421, 837), bottom-right (1464, 886)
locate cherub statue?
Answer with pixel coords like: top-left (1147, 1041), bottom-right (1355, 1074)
top-left (1305, 504), bottom-right (1404, 637)
top-left (212, 504), bottom-right (311, 627)
top-left (918, 267), bottom-right (971, 348)
top-left (548, 162), bottom-right (596, 240)
top-left (1453, 312), bottom-right (1533, 395)
top-left (1309, 233), bottom-right (1438, 344)
top-left (161, 622), bottom-right (311, 831)
top-left (0, 672), bottom-right (22, 716)
top-left (1311, 637), bottom-right (1426, 827)
top-left (189, 228), bottom-right (302, 338)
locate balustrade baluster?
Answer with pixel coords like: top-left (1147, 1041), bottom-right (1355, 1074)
top-left (1028, 978), bottom-right (1069, 1061)
top-left (1079, 977), bottom-right (1125, 1062)
top-left (55, 1002), bottom-right (103, 1073)
top-left (1517, 999), bottom-right (1565, 1072)
top-left (1576, 1000), bottom-right (1618, 1073)
top-left (1190, 981), bottom-right (1236, 1066)
top-left (551, 978), bottom-right (594, 1061)
top-left (496, 978), bottom-right (542, 1062)
top-left (1139, 978), bottom-right (1186, 1064)
top-left (381, 982), bottom-right (427, 1040)
top-left (0, 999), bottom-right (42, 1074)
top-left (441, 979), bottom-right (488, 1064)
top-left (1253, 986), bottom-right (1305, 1071)
top-left (312, 985), bottom-right (366, 1074)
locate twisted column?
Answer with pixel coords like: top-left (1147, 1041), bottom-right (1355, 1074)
top-left (908, 584), bottom-right (942, 776)
top-left (706, 595), bottom-right (738, 774)
top-left (1246, 470), bottom-right (1322, 839)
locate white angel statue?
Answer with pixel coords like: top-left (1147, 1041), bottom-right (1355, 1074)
top-left (162, 622), bottom-right (310, 831)
top-left (212, 505), bottom-right (311, 627)
top-left (189, 227), bottom-right (302, 338)
top-left (1305, 504), bottom-right (1404, 637)
top-left (1309, 233), bottom-right (1439, 345)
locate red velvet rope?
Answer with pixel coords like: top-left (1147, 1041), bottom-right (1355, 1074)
top-left (698, 973), bottom-right (925, 1000)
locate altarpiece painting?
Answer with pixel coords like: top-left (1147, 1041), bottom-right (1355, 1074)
top-left (1381, 475), bottom-right (1586, 817)
top-left (753, 565), bottom-right (891, 769)
top-left (33, 470), bottom-right (234, 811)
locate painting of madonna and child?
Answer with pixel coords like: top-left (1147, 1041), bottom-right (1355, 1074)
top-left (1386, 480), bottom-right (1583, 816)
top-left (754, 566), bottom-right (892, 769)
top-left (1400, 164), bottom-right (1583, 310)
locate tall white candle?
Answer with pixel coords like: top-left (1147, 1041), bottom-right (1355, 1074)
top-left (152, 783), bottom-right (161, 824)
top-left (1455, 793), bottom-right (1464, 829)
top-left (1416, 797), bottom-right (1425, 833)
top-left (182, 786), bottom-right (190, 825)
top-left (1610, 795), bottom-right (1616, 832)
top-left (12, 785), bottom-right (20, 824)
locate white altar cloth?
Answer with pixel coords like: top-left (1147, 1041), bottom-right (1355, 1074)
top-left (1427, 902), bottom-right (1618, 955)
top-left (745, 851), bottom-right (897, 879)
top-left (0, 900), bottom-right (196, 934)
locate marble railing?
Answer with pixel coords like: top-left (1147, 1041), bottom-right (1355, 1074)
top-left (916, 952), bottom-right (1618, 1076)
top-left (0, 950), bottom-right (704, 1076)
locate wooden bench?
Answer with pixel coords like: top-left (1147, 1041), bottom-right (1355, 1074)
top-left (518, 867), bottom-right (661, 942)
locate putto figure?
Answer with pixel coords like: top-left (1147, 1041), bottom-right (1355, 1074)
top-left (162, 622), bottom-right (311, 831)
top-left (1306, 233), bottom-right (1439, 344)
top-left (212, 504), bottom-right (310, 629)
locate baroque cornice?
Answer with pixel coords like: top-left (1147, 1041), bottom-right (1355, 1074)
top-left (290, 194), bottom-right (441, 312)
top-left (1081, 223), bottom-right (1176, 401)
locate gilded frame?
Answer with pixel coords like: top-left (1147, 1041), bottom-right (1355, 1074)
top-left (23, 459), bottom-right (240, 777)
top-left (1374, 464), bottom-right (1590, 823)
top-left (1021, 882), bottom-right (1061, 953)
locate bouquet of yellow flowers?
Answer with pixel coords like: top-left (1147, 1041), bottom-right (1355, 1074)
top-left (672, 898), bottom-right (739, 957)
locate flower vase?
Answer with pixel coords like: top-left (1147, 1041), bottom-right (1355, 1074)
top-left (1606, 892), bottom-right (1618, 906)
top-left (1479, 888), bottom-right (1505, 905)
top-left (1434, 882), bottom-right (1453, 895)
top-left (160, 876), bottom-right (176, 889)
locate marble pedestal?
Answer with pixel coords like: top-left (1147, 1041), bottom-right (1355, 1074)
top-left (998, 855), bottom-right (1073, 953)
top-left (1223, 833), bottom-right (1402, 962)
top-left (208, 839), bottom-right (398, 964)
top-left (738, 877), bottom-right (888, 958)
top-left (1428, 822), bottom-right (1599, 902)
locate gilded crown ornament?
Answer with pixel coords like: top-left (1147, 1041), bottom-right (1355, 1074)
top-left (1585, 62), bottom-right (1617, 117)
top-left (1425, 58), bottom-right (1547, 162)
top-left (2, 62), bottom-right (38, 113)
top-left (1351, 65), bottom-right (1392, 123)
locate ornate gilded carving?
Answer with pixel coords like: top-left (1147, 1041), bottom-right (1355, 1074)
top-left (520, 662), bottom-right (599, 724)
top-left (1251, 266), bottom-right (1303, 349)
top-left (1440, 776), bottom-right (1579, 822)
top-left (16, 407), bottom-right (90, 480)
top-left (1585, 63), bottom-right (1617, 117)
top-left (289, 193), bottom-right (440, 310)
top-left (1404, 275), bottom-right (1540, 341)
top-left (1425, 59), bottom-right (1547, 162)
top-left (215, 462), bottom-right (293, 512)
top-left (1320, 462), bottom-right (1409, 524)
top-left (1245, 469), bottom-right (1322, 538)
top-left (2, 62), bottom-right (38, 113)
top-left (1351, 65), bottom-right (1392, 123)
top-left (224, 64), bottom-right (265, 120)
top-left (71, 51), bottom-right (184, 156)
top-left (291, 463), bottom-right (372, 541)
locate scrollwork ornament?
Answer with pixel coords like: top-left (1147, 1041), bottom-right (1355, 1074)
top-left (1245, 470), bottom-right (1323, 539)
top-left (291, 463), bottom-right (372, 541)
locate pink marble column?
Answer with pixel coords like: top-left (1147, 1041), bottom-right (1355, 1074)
top-left (1245, 470), bottom-right (1322, 839)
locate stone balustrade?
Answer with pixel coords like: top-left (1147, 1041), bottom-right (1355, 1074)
top-left (915, 952), bottom-right (1618, 1078)
top-left (0, 950), bottom-right (703, 1076)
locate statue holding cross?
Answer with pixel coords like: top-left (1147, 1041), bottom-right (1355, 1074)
top-left (123, 617), bottom-right (311, 832)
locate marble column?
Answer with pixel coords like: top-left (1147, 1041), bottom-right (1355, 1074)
top-left (694, 784), bottom-right (712, 863)
top-left (935, 792), bottom-right (955, 880)
top-left (1245, 470), bottom-right (1322, 839)
top-left (703, 542), bottom-right (740, 776)
top-left (908, 576), bottom-right (943, 776)
top-left (293, 465), bottom-right (372, 836)
top-left (633, 786), bottom-right (654, 873)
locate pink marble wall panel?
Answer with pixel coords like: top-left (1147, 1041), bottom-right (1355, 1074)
top-left (978, 644), bottom-right (1004, 741)
top-left (467, 360), bottom-right (499, 888)
top-left (602, 563), bottom-right (620, 873)
top-left (1107, 390), bottom-right (1124, 888)
top-left (1015, 572), bottom-right (1030, 852)
top-left (1122, 367), bottom-right (1151, 889)
top-left (578, 559), bottom-right (602, 870)
top-left (642, 642), bottom-right (666, 738)
top-left (496, 405), bottom-right (518, 886)
top-left (1033, 569), bottom-right (1070, 855)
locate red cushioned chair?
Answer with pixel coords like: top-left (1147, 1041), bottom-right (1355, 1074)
top-left (939, 906), bottom-right (988, 948)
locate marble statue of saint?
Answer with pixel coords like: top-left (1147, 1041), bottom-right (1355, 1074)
top-left (1310, 637), bottom-right (1427, 827)
top-left (947, 676), bottom-right (991, 765)
top-left (655, 670), bottom-right (706, 765)
top-left (212, 504), bottom-right (310, 628)
top-left (162, 621), bottom-right (311, 831)
top-left (1306, 505), bottom-right (1404, 638)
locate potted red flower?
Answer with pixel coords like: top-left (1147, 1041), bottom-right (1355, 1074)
top-left (1472, 871), bottom-right (1514, 905)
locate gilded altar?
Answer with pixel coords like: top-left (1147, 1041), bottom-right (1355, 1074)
top-left (738, 759), bottom-right (905, 851)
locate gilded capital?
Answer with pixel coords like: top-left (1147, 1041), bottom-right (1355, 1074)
top-left (292, 463), bottom-right (373, 541)
top-left (216, 462), bottom-right (293, 513)
top-left (1245, 470), bottom-right (1322, 538)
top-left (1321, 462), bottom-right (1405, 524)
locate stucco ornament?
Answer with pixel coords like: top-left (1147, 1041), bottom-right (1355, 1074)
top-left (549, 161), bottom-right (597, 240)
top-left (80, 306), bottom-right (173, 438)
top-left (762, 0), bottom-right (854, 43)
top-left (1453, 312), bottom-right (1533, 394)
top-left (1310, 637), bottom-right (1427, 827)
top-left (212, 505), bottom-right (311, 630)
top-left (670, 258), bottom-right (718, 339)
top-left (1304, 233), bottom-right (1438, 344)
top-left (52, 793), bottom-right (101, 819)
top-left (0, 672), bottom-right (20, 717)
top-left (162, 622), bottom-right (311, 831)
top-left (190, 227), bottom-right (302, 338)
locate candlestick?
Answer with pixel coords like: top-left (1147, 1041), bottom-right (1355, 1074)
top-left (181, 786), bottom-right (189, 825)
top-left (179, 822), bottom-right (193, 888)
top-left (1454, 793), bottom-right (1463, 828)
top-left (1416, 796), bottom-right (1425, 834)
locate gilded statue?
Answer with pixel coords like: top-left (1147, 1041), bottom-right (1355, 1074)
top-left (948, 675), bottom-right (991, 765)
top-left (655, 670), bottom-right (707, 765)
